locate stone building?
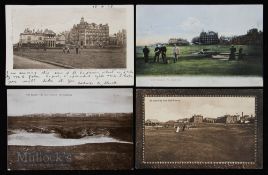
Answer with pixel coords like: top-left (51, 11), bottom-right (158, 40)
top-left (203, 117), bottom-right (216, 123)
top-left (109, 30), bottom-right (127, 46)
top-left (69, 17), bottom-right (109, 47)
top-left (19, 28), bottom-right (56, 48)
top-left (43, 29), bottom-right (57, 48)
top-left (189, 115), bottom-right (203, 123)
top-left (116, 29), bottom-right (127, 46)
top-left (219, 36), bottom-right (232, 45)
top-left (199, 31), bottom-right (219, 44)
top-left (177, 118), bottom-right (189, 123)
top-left (239, 112), bottom-right (255, 123)
top-left (56, 34), bottom-right (66, 45)
top-left (192, 31), bottom-right (219, 45)
top-left (216, 115), bottom-right (238, 124)
top-left (145, 119), bottom-right (160, 126)
top-left (109, 34), bottom-right (117, 45)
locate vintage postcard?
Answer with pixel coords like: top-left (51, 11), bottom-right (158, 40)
top-left (136, 5), bottom-right (263, 87)
top-left (6, 5), bottom-right (134, 85)
top-left (136, 89), bottom-right (263, 169)
top-left (7, 89), bottom-right (133, 170)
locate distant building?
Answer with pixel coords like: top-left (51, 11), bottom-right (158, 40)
top-left (192, 31), bottom-right (219, 45)
top-left (109, 34), bottom-right (117, 45)
top-left (189, 115), bottom-right (203, 123)
top-left (216, 115), bottom-right (238, 124)
top-left (219, 36), bottom-right (232, 45)
top-left (177, 118), bottom-right (189, 123)
top-left (239, 112), bottom-right (255, 123)
top-left (68, 17), bottom-right (126, 48)
top-left (19, 28), bottom-right (56, 48)
top-left (109, 30), bottom-right (127, 46)
top-left (116, 29), bottom-right (127, 46)
top-left (164, 120), bottom-right (177, 127)
top-left (70, 17), bottom-right (109, 47)
top-left (145, 119), bottom-right (160, 126)
top-left (200, 31), bottom-right (219, 44)
top-left (168, 38), bottom-right (189, 46)
top-left (203, 117), bottom-right (216, 123)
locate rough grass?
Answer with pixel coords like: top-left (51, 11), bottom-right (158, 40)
top-left (8, 143), bottom-right (133, 170)
top-left (136, 57), bottom-right (262, 75)
top-left (14, 48), bottom-right (126, 69)
top-left (136, 45), bottom-right (262, 76)
top-left (144, 123), bottom-right (255, 162)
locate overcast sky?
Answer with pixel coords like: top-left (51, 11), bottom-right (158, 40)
top-left (8, 5), bottom-right (127, 44)
top-left (7, 89), bottom-right (132, 116)
top-left (137, 5), bottom-right (263, 46)
top-left (145, 97), bottom-right (255, 122)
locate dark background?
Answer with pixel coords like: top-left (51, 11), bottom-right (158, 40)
top-left (0, 0), bottom-right (266, 174)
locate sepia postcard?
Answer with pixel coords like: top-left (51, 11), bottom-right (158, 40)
top-left (7, 89), bottom-right (133, 170)
top-left (136, 89), bottom-right (263, 169)
top-left (6, 5), bottom-right (134, 86)
top-left (136, 5), bottom-right (263, 87)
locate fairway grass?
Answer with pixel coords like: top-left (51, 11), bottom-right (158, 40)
top-left (144, 124), bottom-right (255, 162)
top-left (136, 57), bottom-right (262, 75)
top-left (14, 48), bottom-right (126, 69)
top-left (136, 45), bottom-right (262, 76)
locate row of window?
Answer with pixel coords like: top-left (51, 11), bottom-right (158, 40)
top-left (24, 36), bottom-right (57, 41)
top-left (75, 29), bottom-right (108, 32)
top-left (82, 35), bottom-right (109, 38)
top-left (76, 26), bottom-right (109, 30)
top-left (76, 31), bottom-right (109, 35)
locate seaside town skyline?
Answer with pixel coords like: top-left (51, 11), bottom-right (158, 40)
top-left (8, 89), bottom-right (133, 116)
top-left (145, 97), bottom-right (255, 122)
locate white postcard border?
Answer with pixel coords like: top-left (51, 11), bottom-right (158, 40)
top-left (5, 5), bottom-right (134, 86)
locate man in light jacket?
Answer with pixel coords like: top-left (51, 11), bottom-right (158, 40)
top-left (173, 44), bottom-right (179, 63)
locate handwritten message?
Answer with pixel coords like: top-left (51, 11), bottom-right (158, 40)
top-left (6, 70), bottom-right (134, 86)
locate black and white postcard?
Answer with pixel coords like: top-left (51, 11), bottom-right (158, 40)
top-left (136, 89), bottom-right (263, 169)
top-left (6, 5), bottom-right (134, 86)
top-left (7, 89), bottom-right (133, 170)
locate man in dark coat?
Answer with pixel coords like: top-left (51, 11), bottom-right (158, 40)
top-left (143, 46), bottom-right (150, 63)
top-left (154, 45), bottom-right (161, 63)
top-left (238, 47), bottom-right (243, 60)
top-left (161, 44), bottom-right (167, 63)
top-left (229, 45), bottom-right (236, 60)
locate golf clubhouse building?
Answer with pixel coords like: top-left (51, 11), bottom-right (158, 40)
top-left (19, 28), bottom-right (57, 48)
